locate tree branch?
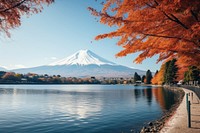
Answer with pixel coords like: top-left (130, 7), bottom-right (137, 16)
top-left (170, 14), bottom-right (188, 29)
top-left (190, 10), bottom-right (199, 22)
top-left (146, 1), bottom-right (189, 30)
top-left (0, 0), bottom-right (27, 13)
top-left (139, 32), bottom-right (193, 43)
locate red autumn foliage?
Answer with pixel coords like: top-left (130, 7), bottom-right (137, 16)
top-left (0, 0), bottom-right (54, 37)
top-left (89, 0), bottom-right (200, 78)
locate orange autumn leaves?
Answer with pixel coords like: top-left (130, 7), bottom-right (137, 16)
top-left (89, 0), bottom-right (200, 78)
top-left (152, 63), bottom-right (166, 85)
top-left (0, 0), bottom-right (54, 37)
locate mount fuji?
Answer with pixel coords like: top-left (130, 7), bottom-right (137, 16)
top-left (12, 50), bottom-right (146, 77)
top-left (49, 49), bottom-right (116, 66)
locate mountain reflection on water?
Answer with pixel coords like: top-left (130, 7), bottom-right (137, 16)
top-left (0, 85), bottom-right (177, 133)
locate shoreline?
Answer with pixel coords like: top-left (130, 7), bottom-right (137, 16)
top-left (0, 83), bottom-right (154, 86)
top-left (140, 87), bottom-right (184, 133)
top-left (161, 87), bottom-right (200, 133)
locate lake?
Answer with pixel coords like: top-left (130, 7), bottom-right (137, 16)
top-left (0, 85), bottom-right (177, 133)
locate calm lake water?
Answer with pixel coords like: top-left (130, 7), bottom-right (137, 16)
top-left (0, 85), bottom-right (177, 133)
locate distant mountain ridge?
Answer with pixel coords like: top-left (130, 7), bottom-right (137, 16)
top-left (12, 50), bottom-right (146, 77)
top-left (0, 66), bottom-right (7, 71)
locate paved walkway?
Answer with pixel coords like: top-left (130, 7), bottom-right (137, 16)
top-left (161, 88), bottom-right (200, 133)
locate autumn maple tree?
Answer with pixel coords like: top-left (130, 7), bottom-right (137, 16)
top-left (152, 59), bottom-right (178, 85)
top-left (0, 0), bottom-right (54, 37)
top-left (152, 64), bottom-right (165, 85)
top-left (89, 0), bottom-right (200, 77)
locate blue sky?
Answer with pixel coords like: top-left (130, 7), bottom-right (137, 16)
top-left (0, 0), bottom-right (161, 72)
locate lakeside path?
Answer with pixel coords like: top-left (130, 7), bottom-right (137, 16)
top-left (161, 88), bottom-right (200, 133)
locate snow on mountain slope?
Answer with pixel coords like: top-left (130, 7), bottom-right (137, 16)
top-left (49, 49), bottom-right (116, 66)
top-left (0, 66), bottom-right (7, 71)
top-left (12, 50), bottom-right (146, 77)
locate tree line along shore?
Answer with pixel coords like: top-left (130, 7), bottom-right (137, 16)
top-left (0, 59), bottom-right (199, 86)
top-left (0, 70), bottom-right (152, 85)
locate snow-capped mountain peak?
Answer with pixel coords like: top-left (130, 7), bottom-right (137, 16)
top-left (12, 49), bottom-right (146, 77)
top-left (48, 49), bottom-right (116, 66)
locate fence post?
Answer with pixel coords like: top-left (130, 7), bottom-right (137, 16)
top-left (191, 92), bottom-right (193, 102)
top-left (188, 101), bottom-right (191, 128)
top-left (186, 93), bottom-right (188, 108)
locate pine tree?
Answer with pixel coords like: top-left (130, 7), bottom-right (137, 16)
top-left (189, 66), bottom-right (200, 81)
top-left (184, 66), bottom-right (200, 82)
top-left (146, 70), bottom-right (152, 84)
top-left (133, 72), bottom-right (141, 83)
top-left (164, 59), bottom-right (178, 84)
top-left (168, 59), bottom-right (178, 84)
top-left (184, 71), bottom-right (190, 83)
top-left (164, 61), bottom-right (170, 84)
